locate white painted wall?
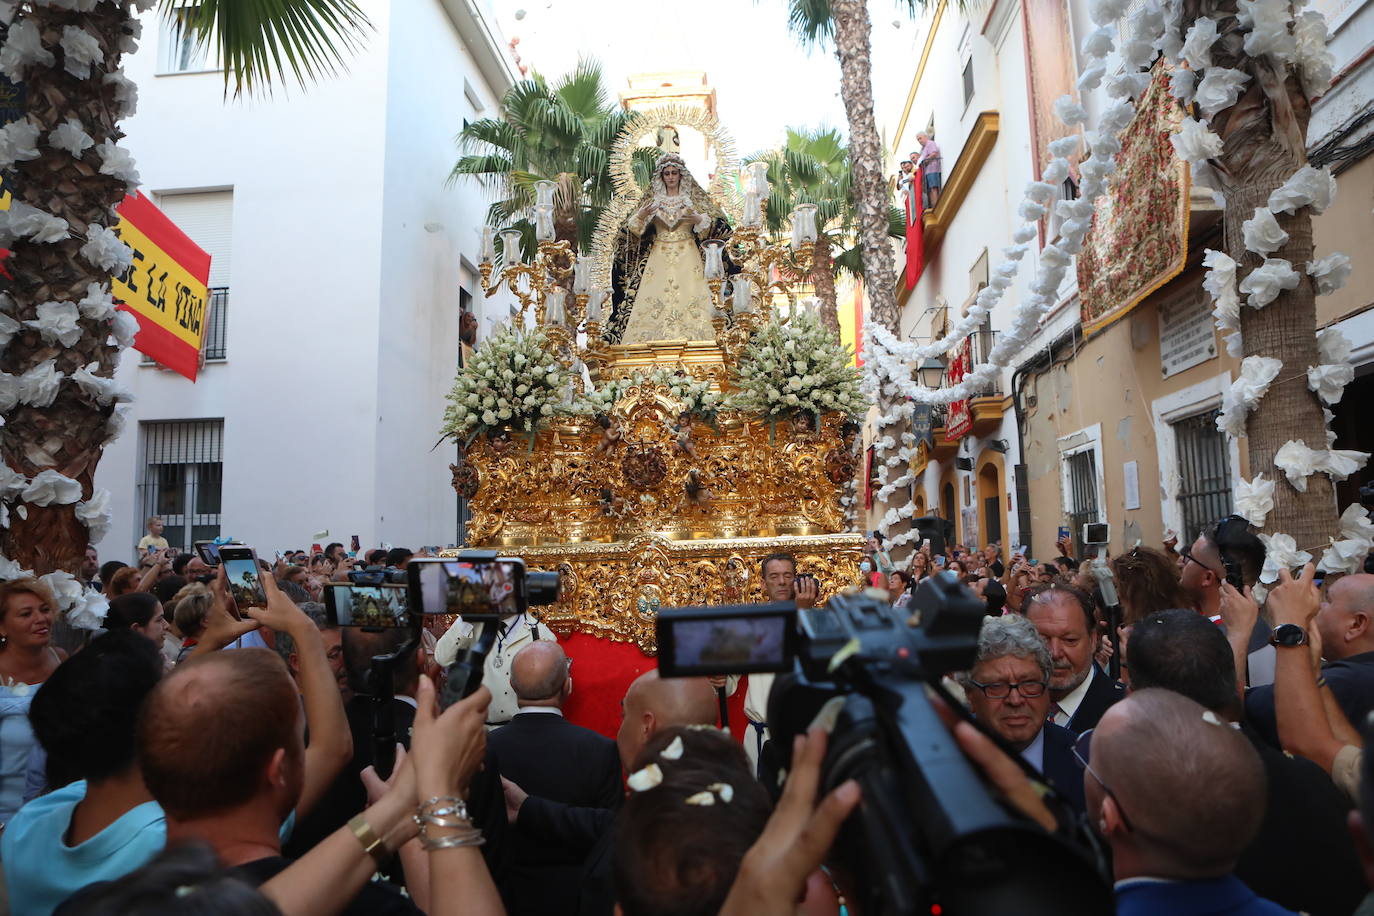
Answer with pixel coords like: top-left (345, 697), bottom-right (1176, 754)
top-left (96, 0), bottom-right (516, 560)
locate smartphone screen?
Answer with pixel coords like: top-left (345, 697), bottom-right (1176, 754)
top-left (657, 603), bottom-right (797, 677)
top-left (219, 547), bottom-right (266, 618)
top-left (408, 558), bottom-right (524, 619)
top-left (1057, 526), bottom-right (1071, 541)
top-left (325, 583), bottom-right (411, 628)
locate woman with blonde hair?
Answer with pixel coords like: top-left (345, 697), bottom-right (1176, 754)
top-left (0, 578), bottom-right (67, 819)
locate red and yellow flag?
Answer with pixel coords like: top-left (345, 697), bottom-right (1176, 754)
top-left (111, 192), bottom-right (212, 382)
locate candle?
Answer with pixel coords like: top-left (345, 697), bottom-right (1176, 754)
top-left (747, 161), bottom-right (770, 196)
top-left (732, 278), bottom-right (753, 315)
top-left (573, 254), bottom-right (592, 295)
top-left (702, 240), bottom-right (725, 279)
top-left (534, 206), bottom-right (555, 242)
top-left (480, 226), bottom-right (496, 264)
top-left (499, 228), bottom-right (524, 264)
top-left (586, 288), bottom-right (606, 323)
top-left (546, 287), bottom-right (567, 325)
top-left (741, 191), bottom-right (761, 228)
top-left (535, 179), bottom-right (557, 211)
top-left (791, 204), bottom-right (819, 250)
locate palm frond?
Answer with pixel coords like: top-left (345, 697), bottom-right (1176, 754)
top-left (167, 0), bottom-right (373, 97)
top-left (786, 0), bottom-right (835, 47)
top-left (556, 58), bottom-right (610, 121)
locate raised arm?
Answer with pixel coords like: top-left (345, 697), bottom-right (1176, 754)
top-left (1218, 581), bottom-right (1260, 693)
top-left (1269, 564), bottom-right (1356, 776)
top-left (249, 572), bottom-right (352, 818)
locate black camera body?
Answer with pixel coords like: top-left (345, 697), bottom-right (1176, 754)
top-left (656, 572), bottom-right (1111, 915)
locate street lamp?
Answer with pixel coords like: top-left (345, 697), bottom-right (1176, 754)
top-left (918, 356), bottom-right (945, 389)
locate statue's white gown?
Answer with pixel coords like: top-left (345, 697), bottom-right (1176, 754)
top-left (621, 207), bottom-right (716, 344)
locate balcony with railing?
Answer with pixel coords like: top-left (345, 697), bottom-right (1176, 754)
top-left (141, 287), bottom-right (228, 367)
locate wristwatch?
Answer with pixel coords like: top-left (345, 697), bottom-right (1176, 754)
top-left (1269, 623), bottom-right (1309, 648)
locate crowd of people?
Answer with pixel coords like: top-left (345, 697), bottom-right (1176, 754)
top-left (0, 510), bottom-right (1369, 915)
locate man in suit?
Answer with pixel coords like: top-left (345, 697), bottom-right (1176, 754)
top-left (436, 608), bottom-right (557, 728)
top-left (1024, 582), bottom-right (1124, 734)
top-left (488, 642), bottom-right (620, 916)
top-left (962, 614), bottom-right (1084, 816)
top-left (1090, 689), bottom-right (1300, 915)
top-left (1128, 609), bottom-right (1365, 916)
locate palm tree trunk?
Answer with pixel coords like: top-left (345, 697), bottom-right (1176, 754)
top-left (2, 3), bottom-right (129, 576)
top-left (811, 234), bottom-right (842, 339)
top-left (1193, 0), bottom-right (1338, 546)
top-left (554, 172), bottom-right (581, 249)
top-left (830, 0), bottom-right (900, 336)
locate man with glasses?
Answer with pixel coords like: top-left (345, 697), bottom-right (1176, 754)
top-left (1179, 515), bottom-right (1275, 685)
top-left (1024, 583), bottom-right (1124, 734)
top-left (961, 614), bottom-right (1085, 816)
top-left (1083, 688), bottom-right (1300, 915)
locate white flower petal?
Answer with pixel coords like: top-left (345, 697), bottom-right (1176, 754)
top-left (59, 25), bottom-right (104, 79)
top-left (1053, 95), bottom-right (1088, 127)
top-left (1317, 327), bottom-right (1353, 365)
top-left (1269, 165), bottom-right (1336, 215)
top-left (48, 118), bottom-right (95, 158)
top-left (80, 225), bottom-right (134, 273)
top-left (18, 360), bottom-right (62, 408)
top-left (0, 118), bottom-right (41, 170)
top-left (1239, 259), bottom-right (1300, 309)
top-left (22, 469), bottom-right (83, 507)
top-left (1195, 67), bottom-right (1250, 118)
top-left (0, 20), bottom-right (55, 82)
top-left (1235, 474), bottom-right (1276, 527)
top-left (1307, 363), bottom-right (1354, 405)
top-left (1181, 17), bottom-right (1219, 69)
top-left (627, 763), bottom-right (663, 792)
top-left (1242, 207), bottom-right (1289, 255)
top-left (24, 301), bottom-right (83, 348)
top-left (1259, 532), bottom-right (1313, 585)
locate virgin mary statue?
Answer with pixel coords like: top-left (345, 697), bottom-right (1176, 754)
top-left (607, 153), bottom-right (732, 344)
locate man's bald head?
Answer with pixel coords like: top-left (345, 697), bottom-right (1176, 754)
top-left (1091, 688), bottom-right (1265, 878)
top-left (138, 649), bottom-right (303, 821)
top-left (1317, 573), bottom-right (1374, 660)
top-left (616, 669), bottom-right (718, 771)
top-left (510, 641), bottom-right (570, 707)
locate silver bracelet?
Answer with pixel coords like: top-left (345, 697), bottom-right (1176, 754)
top-left (419, 827), bottom-right (486, 851)
top-left (415, 796), bottom-right (471, 828)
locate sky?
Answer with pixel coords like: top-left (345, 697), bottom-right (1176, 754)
top-left (490, 0), bottom-right (920, 158)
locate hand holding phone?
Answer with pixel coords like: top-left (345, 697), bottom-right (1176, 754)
top-left (218, 546), bottom-right (268, 620)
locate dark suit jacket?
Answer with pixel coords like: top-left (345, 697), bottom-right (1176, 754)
top-left (1245, 650), bottom-right (1374, 749)
top-left (488, 711), bottom-right (622, 916)
top-left (1038, 722), bottom-right (1086, 817)
top-left (1064, 664), bottom-right (1125, 735)
top-left (1235, 724), bottom-right (1365, 916)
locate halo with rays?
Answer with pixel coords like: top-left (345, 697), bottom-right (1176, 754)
top-left (591, 105), bottom-right (740, 287)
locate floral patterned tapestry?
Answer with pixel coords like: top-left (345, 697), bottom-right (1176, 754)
top-left (1078, 62), bottom-right (1191, 337)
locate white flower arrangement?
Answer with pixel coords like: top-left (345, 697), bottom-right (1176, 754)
top-left (442, 326), bottom-right (571, 445)
top-left (728, 311), bottom-right (865, 423)
top-left (569, 369), bottom-right (722, 421)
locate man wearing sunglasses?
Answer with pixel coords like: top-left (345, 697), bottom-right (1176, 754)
top-left (961, 614), bottom-right (1085, 816)
top-left (1179, 515), bottom-right (1275, 685)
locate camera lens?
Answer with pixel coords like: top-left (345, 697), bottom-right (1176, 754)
top-left (526, 570), bottom-right (561, 606)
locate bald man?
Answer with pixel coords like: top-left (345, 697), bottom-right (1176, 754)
top-left (1088, 689), bottom-right (1298, 915)
top-left (1247, 573), bottom-right (1374, 749)
top-left (487, 643), bottom-right (620, 916)
top-left (501, 668), bottom-right (718, 913)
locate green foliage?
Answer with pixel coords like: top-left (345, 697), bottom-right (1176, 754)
top-left (746, 126), bottom-right (903, 280)
top-left (451, 59), bottom-right (628, 253)
top-left (165, 0), bottom-right (373, 96)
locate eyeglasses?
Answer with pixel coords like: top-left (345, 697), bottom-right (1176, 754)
top-left (1179, 542), bottom-right (1223, 577)
top-left (1072, 729), bottom-right (1135, 832)
top-left (967, 678), bottom-right (1048, 699)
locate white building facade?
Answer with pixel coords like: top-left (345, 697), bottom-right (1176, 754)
top-left (96, 0), bottom-right (518, 560)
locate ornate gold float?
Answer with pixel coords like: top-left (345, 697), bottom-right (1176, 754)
top-left (452, 110), bottom-right (864, 654)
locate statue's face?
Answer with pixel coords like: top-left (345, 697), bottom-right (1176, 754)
top-left (661, 166), bottom-right (681, 193)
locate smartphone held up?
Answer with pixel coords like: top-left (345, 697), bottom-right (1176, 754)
top-left (218, 546), bottom-right (267, 620)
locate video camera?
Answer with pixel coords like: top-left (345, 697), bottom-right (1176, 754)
top-left (657, 572), bottom-right (1110, 915)
top-left (322, 550), bottom-right (559, 777)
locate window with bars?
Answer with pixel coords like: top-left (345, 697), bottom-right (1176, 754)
top-left (141, 287), bottom-right (227, 366)
top-left (138, 420), bottom-right (223, 551)
top-left (1174, 408), bottom-right (1233, 544)
top-left (1066, 449), bottom-right (1100, 559)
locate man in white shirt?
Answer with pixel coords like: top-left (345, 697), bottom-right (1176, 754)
top-left (436, 610), bottom-right (556, 727)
